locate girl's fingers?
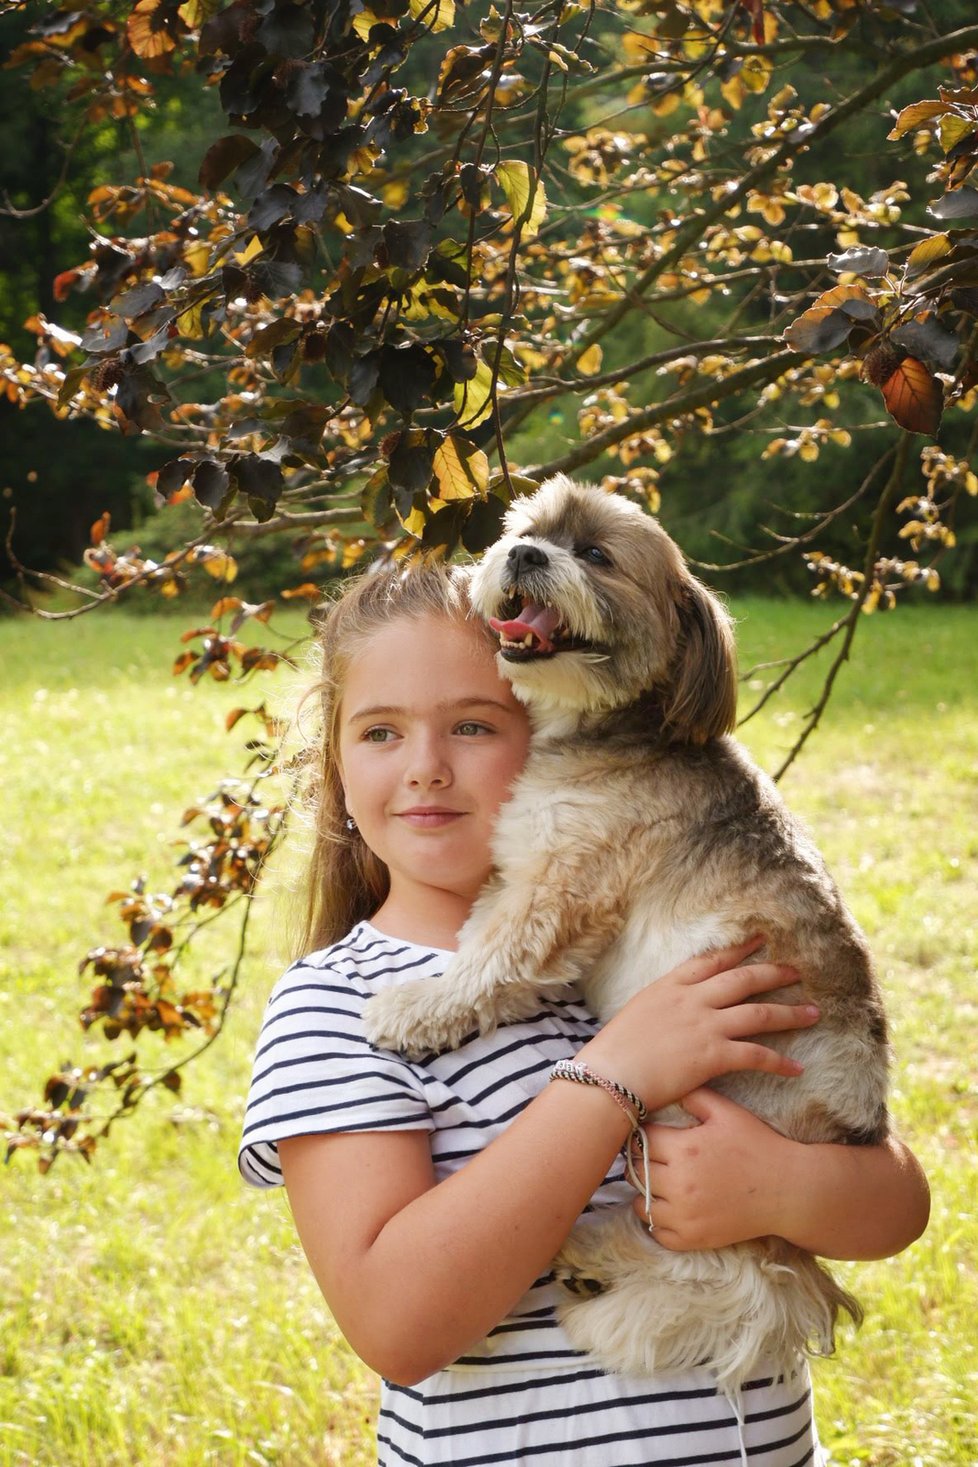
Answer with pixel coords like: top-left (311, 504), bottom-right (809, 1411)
top-left (676, 937), bottom-right (766, 983)
top-left (727, 999), bottom-right (820, 1035)
top-left (729, 1040), bottom-right (805, 1077)
top-left (707, 961), bottom-right (801, 1005)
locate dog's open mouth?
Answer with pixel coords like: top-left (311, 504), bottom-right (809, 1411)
top-left (489, 598), bottom-right (589, 660)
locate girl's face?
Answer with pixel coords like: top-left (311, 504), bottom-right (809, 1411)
top-left (337, 614), bottom-right (532, 941)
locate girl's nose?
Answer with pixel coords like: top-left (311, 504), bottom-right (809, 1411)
top-left (405, 734), bottom-right (451, 788)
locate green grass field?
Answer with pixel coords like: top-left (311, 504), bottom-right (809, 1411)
top-left (0, 600), bottom-right (975, 1466)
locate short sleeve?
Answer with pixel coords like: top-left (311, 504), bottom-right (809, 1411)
top-left (238, 955), bottom-right (434, 1188)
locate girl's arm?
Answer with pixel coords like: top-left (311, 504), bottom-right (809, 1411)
top-left (278, 944), bottom-right (817, 1386)
top-left (635, 1085), bottom-right (929, 1259)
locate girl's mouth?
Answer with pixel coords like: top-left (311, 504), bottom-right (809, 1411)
top-left (396, 809), bottom-right (464, 828)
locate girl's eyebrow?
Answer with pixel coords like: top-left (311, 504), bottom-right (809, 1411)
top-left (346, 697), bottom-right (515, 722)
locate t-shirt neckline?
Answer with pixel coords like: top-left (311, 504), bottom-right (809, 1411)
top-left (359, 918), bottom-right (456, 958)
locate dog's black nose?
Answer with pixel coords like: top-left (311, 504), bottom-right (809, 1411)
top-left (507, 543), bottom-right (548, 578)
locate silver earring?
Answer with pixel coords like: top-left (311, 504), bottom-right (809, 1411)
top-left (345, 815), bottom-right (358, 833)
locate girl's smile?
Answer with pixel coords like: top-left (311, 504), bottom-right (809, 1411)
top-left (337, 614), bottom-right (531, 943)
top-left (396, 807), bottom-right (464, 827)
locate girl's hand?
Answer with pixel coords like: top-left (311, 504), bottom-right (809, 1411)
top-left (629, 1087), bottom-right (791, 1249)
top-left (629, 1088), bottom-right (931, 1263)
top-left (577, 938), bottom-right (819, 1115)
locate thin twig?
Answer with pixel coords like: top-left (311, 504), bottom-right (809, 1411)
top-left (770, 431), bottom-right (913, 781)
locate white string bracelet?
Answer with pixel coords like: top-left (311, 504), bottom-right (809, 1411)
top-left (549, 1060), bottom-right (656, 1233)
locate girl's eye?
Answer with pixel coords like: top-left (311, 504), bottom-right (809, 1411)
top-left (576, 544), bottom-right (611, 566)
top-left (455, 721), bottom-right (491, 736)
top-left (363, 727), bottom-right (396, 743)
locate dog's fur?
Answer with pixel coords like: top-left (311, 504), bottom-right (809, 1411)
top-left (363, 475), bottom-right (890, 1391)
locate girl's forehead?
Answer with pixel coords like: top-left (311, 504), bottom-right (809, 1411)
top-left (352, 612), bottom-right (493, 666)
top-left (341, 612), bottom-right (517, 711)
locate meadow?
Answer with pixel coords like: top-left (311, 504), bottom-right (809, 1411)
top-left (0, 599), bottom-right (975, 1466)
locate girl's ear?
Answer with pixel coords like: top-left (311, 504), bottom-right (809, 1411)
top-left (660, 577), bottom-right (738, 745)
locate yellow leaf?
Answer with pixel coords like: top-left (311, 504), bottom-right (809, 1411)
top-left (183, 241), bottom-right (212, 277)
top-left (201, 551), bottom-right (238, 582)
top-left (651, 89), bottom-right (681, 119)
top-left (353, 9), bottom-right (380, 40)
top-left (938, 114), bottom-right (976, 155)
top-left (454, 357), bottom-right (495, 429)
top-left (409, 0), bottom-right (454, 32)
top-left (577, 343), bottom-right (603, 377)
top-left (383, 179), bottom-right (409, 208)
top-left (495, 161), bottom-right (547, 239)
top-left (907, 233), bottom-right (951, 273)
top-left (176, 299), bottom-right (208, 339)
top-left (177, 0), bottom-right (217, 26)
top-left (721, 75), bottom-right (744, 111)
top-left (397, 503), bottom-right (426, 537)
top-left (740, 55), bottom-right (772, 94)
top-left (432, 435), bottom-right (489, 501)
top-left (232, 235), bottom-right (264, 265)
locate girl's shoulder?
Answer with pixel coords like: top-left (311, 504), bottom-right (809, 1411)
top-left (269, 920), bottom-right (451, 1007)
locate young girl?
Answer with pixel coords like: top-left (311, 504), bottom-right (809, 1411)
top-left (238, 563), bottom-right (928, 1467)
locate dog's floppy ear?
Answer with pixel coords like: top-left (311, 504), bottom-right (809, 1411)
top-left (660, 575), bottom-right (737, 744)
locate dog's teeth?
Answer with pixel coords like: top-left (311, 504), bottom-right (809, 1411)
top-left (523, 634), bottom-right (533, 647)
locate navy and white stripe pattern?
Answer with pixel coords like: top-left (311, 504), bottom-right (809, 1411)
top-left (239, 922), bottom-right (822, 1465)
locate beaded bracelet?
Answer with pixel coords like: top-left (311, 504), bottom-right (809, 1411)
top-left (549, 1060), bottom-right (655, 1232)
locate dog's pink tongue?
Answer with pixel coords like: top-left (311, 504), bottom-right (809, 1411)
top-left (489, 602), bottom-right (561, 653)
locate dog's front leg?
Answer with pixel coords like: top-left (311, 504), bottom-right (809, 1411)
top-left (363, 876), bottom-right (622, 1059)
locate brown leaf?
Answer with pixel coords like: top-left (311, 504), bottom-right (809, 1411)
top-left (280, 582), bottom-right (322, 601)
top-left (126, 0), bottom-right (177, 57)
top-left (879, 356), bottom-right (943, 436)
top-left (90, 512), bottom-right (111, 546)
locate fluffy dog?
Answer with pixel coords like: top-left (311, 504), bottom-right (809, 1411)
top-left (363, 475), bottom-right (890, 1391)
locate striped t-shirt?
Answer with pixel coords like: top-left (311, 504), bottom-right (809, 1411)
top-left (239, 921), bottom-right (822, 1466)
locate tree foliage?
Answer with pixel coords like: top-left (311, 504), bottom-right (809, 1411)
top-left (3, 0), bottom-right (978, 1167)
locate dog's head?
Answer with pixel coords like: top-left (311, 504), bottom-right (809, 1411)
top-left (469, 475), bottom-right (737, 743)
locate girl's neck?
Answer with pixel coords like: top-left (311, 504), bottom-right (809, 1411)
top-left (368, 882), bottom-right (475, 952)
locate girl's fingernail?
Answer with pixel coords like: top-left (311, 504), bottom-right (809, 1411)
top-left (804, 1005), bottom-right (820, 1019)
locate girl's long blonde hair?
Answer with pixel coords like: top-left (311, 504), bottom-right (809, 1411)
top-left (298, 561), bottom-right (493, 956)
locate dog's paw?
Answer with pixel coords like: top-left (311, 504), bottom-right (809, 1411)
top-left (363, 979), bottom-right (477, 1058)
top-left (553, 1221), bottom-right (619, 1298)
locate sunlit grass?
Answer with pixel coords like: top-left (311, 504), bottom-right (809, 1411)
top-left (0, 600), bottom-right (974, 1465)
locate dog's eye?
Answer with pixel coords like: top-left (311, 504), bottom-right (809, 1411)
top-left (577, 544), bottom-right (611, 567)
